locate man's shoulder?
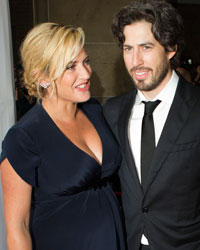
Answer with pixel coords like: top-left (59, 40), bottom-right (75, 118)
top-left (178, 76), bottom-right (200, 99)
top-left (104, 90), bottom-right (135, 111)
top-left (103, 90), bottom-right (136, 126)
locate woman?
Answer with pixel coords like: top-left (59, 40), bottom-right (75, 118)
top-left (0, 23), bottom-right (125, 250)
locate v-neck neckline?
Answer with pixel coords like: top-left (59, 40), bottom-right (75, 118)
top-left (38, 102), bottom-right (104, 167)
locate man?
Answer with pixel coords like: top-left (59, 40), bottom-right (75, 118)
top-left (103, 1), bottom-right (200, 249)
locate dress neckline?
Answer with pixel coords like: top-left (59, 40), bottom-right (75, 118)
top-left (37, 102), bottom-right (104, 167)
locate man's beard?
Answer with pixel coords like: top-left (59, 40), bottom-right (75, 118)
top-left (130, 56), bottom-right (170, 92)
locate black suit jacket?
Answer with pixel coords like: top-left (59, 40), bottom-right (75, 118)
top-left (103, 77), bottom-right (200, 250)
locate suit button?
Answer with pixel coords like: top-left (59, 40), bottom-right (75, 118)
top-left (142, 207), bottom-right (149, 214)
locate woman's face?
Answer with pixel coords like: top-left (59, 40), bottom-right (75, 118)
top-left (49, 48), bottom-right (92, 104)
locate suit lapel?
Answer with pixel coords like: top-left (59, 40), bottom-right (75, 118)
top-left (143, 78), bottom-right (200, 195)
top-left (118, 90), bottom-right (143, 200)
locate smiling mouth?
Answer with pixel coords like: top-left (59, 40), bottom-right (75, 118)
top-left (75, 81), bottom-right (90, 91)
top-left (77, 83), bottom-right (87, 89)
top-left (136, 72), bottom-right (146, 76)
top-left (132, 68), bottom-right (151, 80)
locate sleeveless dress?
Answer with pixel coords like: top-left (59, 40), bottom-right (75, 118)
top-left (0, 98), bottom-right (126, 250)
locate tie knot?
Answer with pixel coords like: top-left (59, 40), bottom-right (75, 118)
top-left (143, 100), bottom-right (161, 115)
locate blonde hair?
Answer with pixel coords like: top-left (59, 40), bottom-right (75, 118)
top-left (20, 22), bottom-right (85, 98)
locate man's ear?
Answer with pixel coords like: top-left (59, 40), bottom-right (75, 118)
top-left (167, 44), bottom-right (177, 60)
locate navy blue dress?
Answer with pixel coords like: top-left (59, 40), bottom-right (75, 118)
top-left (0, 99), bottom-right (125, 250)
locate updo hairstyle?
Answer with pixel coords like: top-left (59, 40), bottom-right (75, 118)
top-left (20, 22), bottom-right (85, 98)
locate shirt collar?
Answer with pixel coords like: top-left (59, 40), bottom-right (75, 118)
top-left (135, 70), bottom-right (179, 105)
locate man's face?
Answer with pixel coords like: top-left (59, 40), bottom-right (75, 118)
top-left (123, 21), bottom-right (176, 97)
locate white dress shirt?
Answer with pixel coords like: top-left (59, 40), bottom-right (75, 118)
top-left (128, 70), bottom-right (179, 245)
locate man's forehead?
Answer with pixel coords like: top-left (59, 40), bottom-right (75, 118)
top-left (123, 21), bottom-right (157, 43)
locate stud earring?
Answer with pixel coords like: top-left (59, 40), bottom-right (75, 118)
top-left (40, 82), bottom-right (50, 89)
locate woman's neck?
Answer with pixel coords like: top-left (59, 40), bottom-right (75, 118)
top-left (41, 97), bottom-right (78, 122)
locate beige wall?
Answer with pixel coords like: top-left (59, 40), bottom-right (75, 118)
top-left (34, 0), bottom-right (133, 103)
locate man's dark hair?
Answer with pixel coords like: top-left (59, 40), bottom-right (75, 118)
top-left (112, 0), bottom-right (185, 69)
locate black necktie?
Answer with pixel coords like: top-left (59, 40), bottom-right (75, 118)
top-left (141, 100), bottom-right (161, 186)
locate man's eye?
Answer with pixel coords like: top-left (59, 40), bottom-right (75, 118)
top-left (143, 45), bottom-right (152, 50)
top-left (123, 47), bottom-right (132, 53)
top-left (123, 47), bottom-right (131, 51)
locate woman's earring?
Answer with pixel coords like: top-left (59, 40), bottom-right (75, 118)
top-left (40, 82), bottom-right (50, 88)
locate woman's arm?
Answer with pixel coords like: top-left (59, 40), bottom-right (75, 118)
top-left (1, 158), bottom-right (32, 250)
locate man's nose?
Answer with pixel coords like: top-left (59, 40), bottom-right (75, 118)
top-left (132, 50), bottom-right (144, 67)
